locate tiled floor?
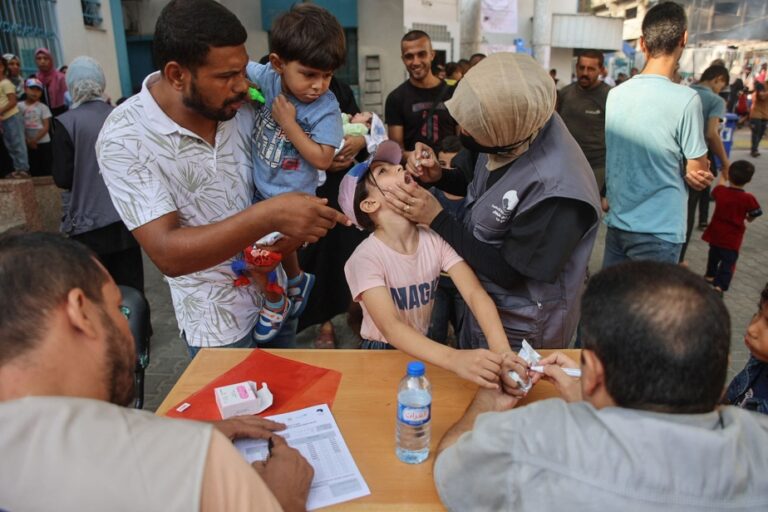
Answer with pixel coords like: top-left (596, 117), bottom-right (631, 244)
top-left (141, 129), bottom-right (768, 411)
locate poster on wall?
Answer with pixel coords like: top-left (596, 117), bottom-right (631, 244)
top-left (481, 0), bottom-right (518, 34)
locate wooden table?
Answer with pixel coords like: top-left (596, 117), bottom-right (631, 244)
top-left (157, 348), bottom-right (580, 511)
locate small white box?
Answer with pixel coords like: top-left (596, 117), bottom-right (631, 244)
top-left (214, 381), bottom-right (273, 419)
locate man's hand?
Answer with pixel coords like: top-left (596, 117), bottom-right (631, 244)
top-left (448, 349), bottom-right (504, 389)
top-left (268, 192), bottom-right (350, 244)
top-left (27, 138), bottom-right (37, 150)
top-left (271, 94), bottom-right (298, 130)
top-left (719, 162), bottom-right (729, 183)
top-left (212, 415), bottom-right (286, 441)
top-left (260, 235), bottom-right (304, 255)
top-left (499, 352), bottom-right (532, 398)
top-left (535, 352), bottom-right (582, 403)
top-left (384, 179), bottom-right (444, 225)
top-left (600, 197), bottom-right (609, 213)
top-left (326, 135), bottom-right (367, 173)
top-left (405, 142), bottom-right (442, 183)
top-left (436, 385), bottom-right (519, 456)
top-left (685, 168), bottom-right (714, 191)
top-left (327, 158), bottom-right (352, 173)
top-left (252, 436), bottom-right (314, 512)
top-left (336, 135), bottom-right (366, 163)
top-left (684, 155), bottom-right (714, 192)
top-left (468, 386), bottom-right (521, 415)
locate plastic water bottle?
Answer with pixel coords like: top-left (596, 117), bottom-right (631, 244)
top-left (396, 361), bottom-right (432, 464)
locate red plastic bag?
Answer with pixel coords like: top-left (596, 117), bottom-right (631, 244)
top-left (165, 350), bottom-right (342, 420)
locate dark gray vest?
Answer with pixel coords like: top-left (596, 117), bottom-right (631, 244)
top-left (460, 114), bottom-right (600, 350)
top-left (57, 100), bottom-right (120, 235)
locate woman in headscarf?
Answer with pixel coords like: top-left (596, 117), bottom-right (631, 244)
top-left (51, 56), bottom-right (144, 292)
top-left (34, 48), bottom-right (68, 116)
top-left (384, 53), bottom-right (601, 351)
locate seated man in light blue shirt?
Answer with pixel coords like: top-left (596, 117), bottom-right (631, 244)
top-left (603, 2), bottom-right (713, 266)
top-left (434, 261), bottom-right (768, 511)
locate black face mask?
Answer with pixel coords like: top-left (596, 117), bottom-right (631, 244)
top-left (459, 132), bottom-right (532, 155)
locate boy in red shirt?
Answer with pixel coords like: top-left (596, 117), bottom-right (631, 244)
top-left (702, 160), bottom-right (762, 294)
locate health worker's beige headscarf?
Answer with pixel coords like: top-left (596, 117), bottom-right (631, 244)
top-left (445, 53), bottom-right (556, 170)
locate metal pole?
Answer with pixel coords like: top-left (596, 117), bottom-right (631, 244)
top-left (532, 0), bottom-right (552, 69)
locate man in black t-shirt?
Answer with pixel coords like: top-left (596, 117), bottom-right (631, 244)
top-left (385, 30), bottom-right (457, 156)
top-left (556, 49), bottom-right (611, 191)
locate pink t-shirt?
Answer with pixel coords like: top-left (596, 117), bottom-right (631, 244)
top-left (345, 226), bottom-right (463, 344)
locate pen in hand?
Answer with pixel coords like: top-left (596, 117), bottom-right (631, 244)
top-left (268, 436), bottom-right (274, 458)
top-left (530, 365), bottom-right (581, 378)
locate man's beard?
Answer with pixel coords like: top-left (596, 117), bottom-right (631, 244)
top-left (183, 80), bottom-right (245, 122)
top-left (409, 64), bottom-right (429, 81)
top-left (101, 311), bottom-right (137, 407)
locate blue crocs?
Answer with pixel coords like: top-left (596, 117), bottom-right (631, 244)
top-left (252, 297), bottom-right (289, 343)
top-left (287, 272), bottom-right (315, 319)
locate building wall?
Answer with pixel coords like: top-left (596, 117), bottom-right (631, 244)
top-left (130, 0), bottom-right (404, 105)
top-left (593, 0), bottom-right (768, 44)
top-left (591, 0), bottom-right (647, 40)
top-left (403, 0), bottom-right (461, 64)
top-left (466, 0), bottom-right (580, 48)
top-left (357, 0), bottom-right (404, 112)
top-left (460, 0), bottom-right (581, 87)
top-left (223, 0), bottom-right (270, 61)
top-left (551, 47), bottom-right (576, 87)
top-left (132, 0), bottom-right (166, 35)
top-left (56, 0), bottom-right (123, 101)
top-left (132, 0), bottom-right (270, 59)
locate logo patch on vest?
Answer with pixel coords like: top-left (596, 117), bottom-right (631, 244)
top-left (491, 190), bottom-right (519, 223)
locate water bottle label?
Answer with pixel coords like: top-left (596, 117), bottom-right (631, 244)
top-left (398, 403), bottom-right (431, 426)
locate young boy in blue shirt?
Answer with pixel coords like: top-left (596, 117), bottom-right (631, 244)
top-left (245, 4), bottom-right (345, 340)
top-left (726, 283), bottom-right (768, 415)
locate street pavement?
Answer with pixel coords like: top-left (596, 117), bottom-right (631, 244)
top-left (141, 129), bottom-right (768, 412)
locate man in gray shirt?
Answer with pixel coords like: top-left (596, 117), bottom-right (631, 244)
top-left (0, 232), bottom-right (313, 511)
top-left (434, 261), bottom-right (768, 511)
top-left (557, 49), bottom-right (611, 191)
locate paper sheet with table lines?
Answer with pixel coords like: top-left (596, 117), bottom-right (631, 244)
top-left (234, 404), bottom-right (370, 510)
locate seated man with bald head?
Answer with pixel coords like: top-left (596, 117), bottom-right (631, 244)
top-left (434, 261), bottom-right (768, 511)
top-left (0, 232), bottom-right (312, 512)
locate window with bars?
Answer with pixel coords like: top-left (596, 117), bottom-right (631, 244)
top-left (0, 0), bottom-right (63, 77)
top-left (82, 0), bottom-right (103, 28)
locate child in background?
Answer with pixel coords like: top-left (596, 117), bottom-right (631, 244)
top-left (444, 63), bottom-right (462, 86)
top-left (2, 54), bottom-right (23, 98)
top-left (725, 283), bottom-right (768, 414)
top-left (0, 56), bottom-right (30, 179)
top-left (341, 140), bottom-right (510, 389)
top-left (244, 4), bottom-right (345, 341)
top-left (427, 135), bottom-right (467, 344)
top-left (18, 79), bottom-right (52, 176)
top-left (702, 160), bottom-right (762, 295)
top-left (431, 136), bottom-right (466, 224)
